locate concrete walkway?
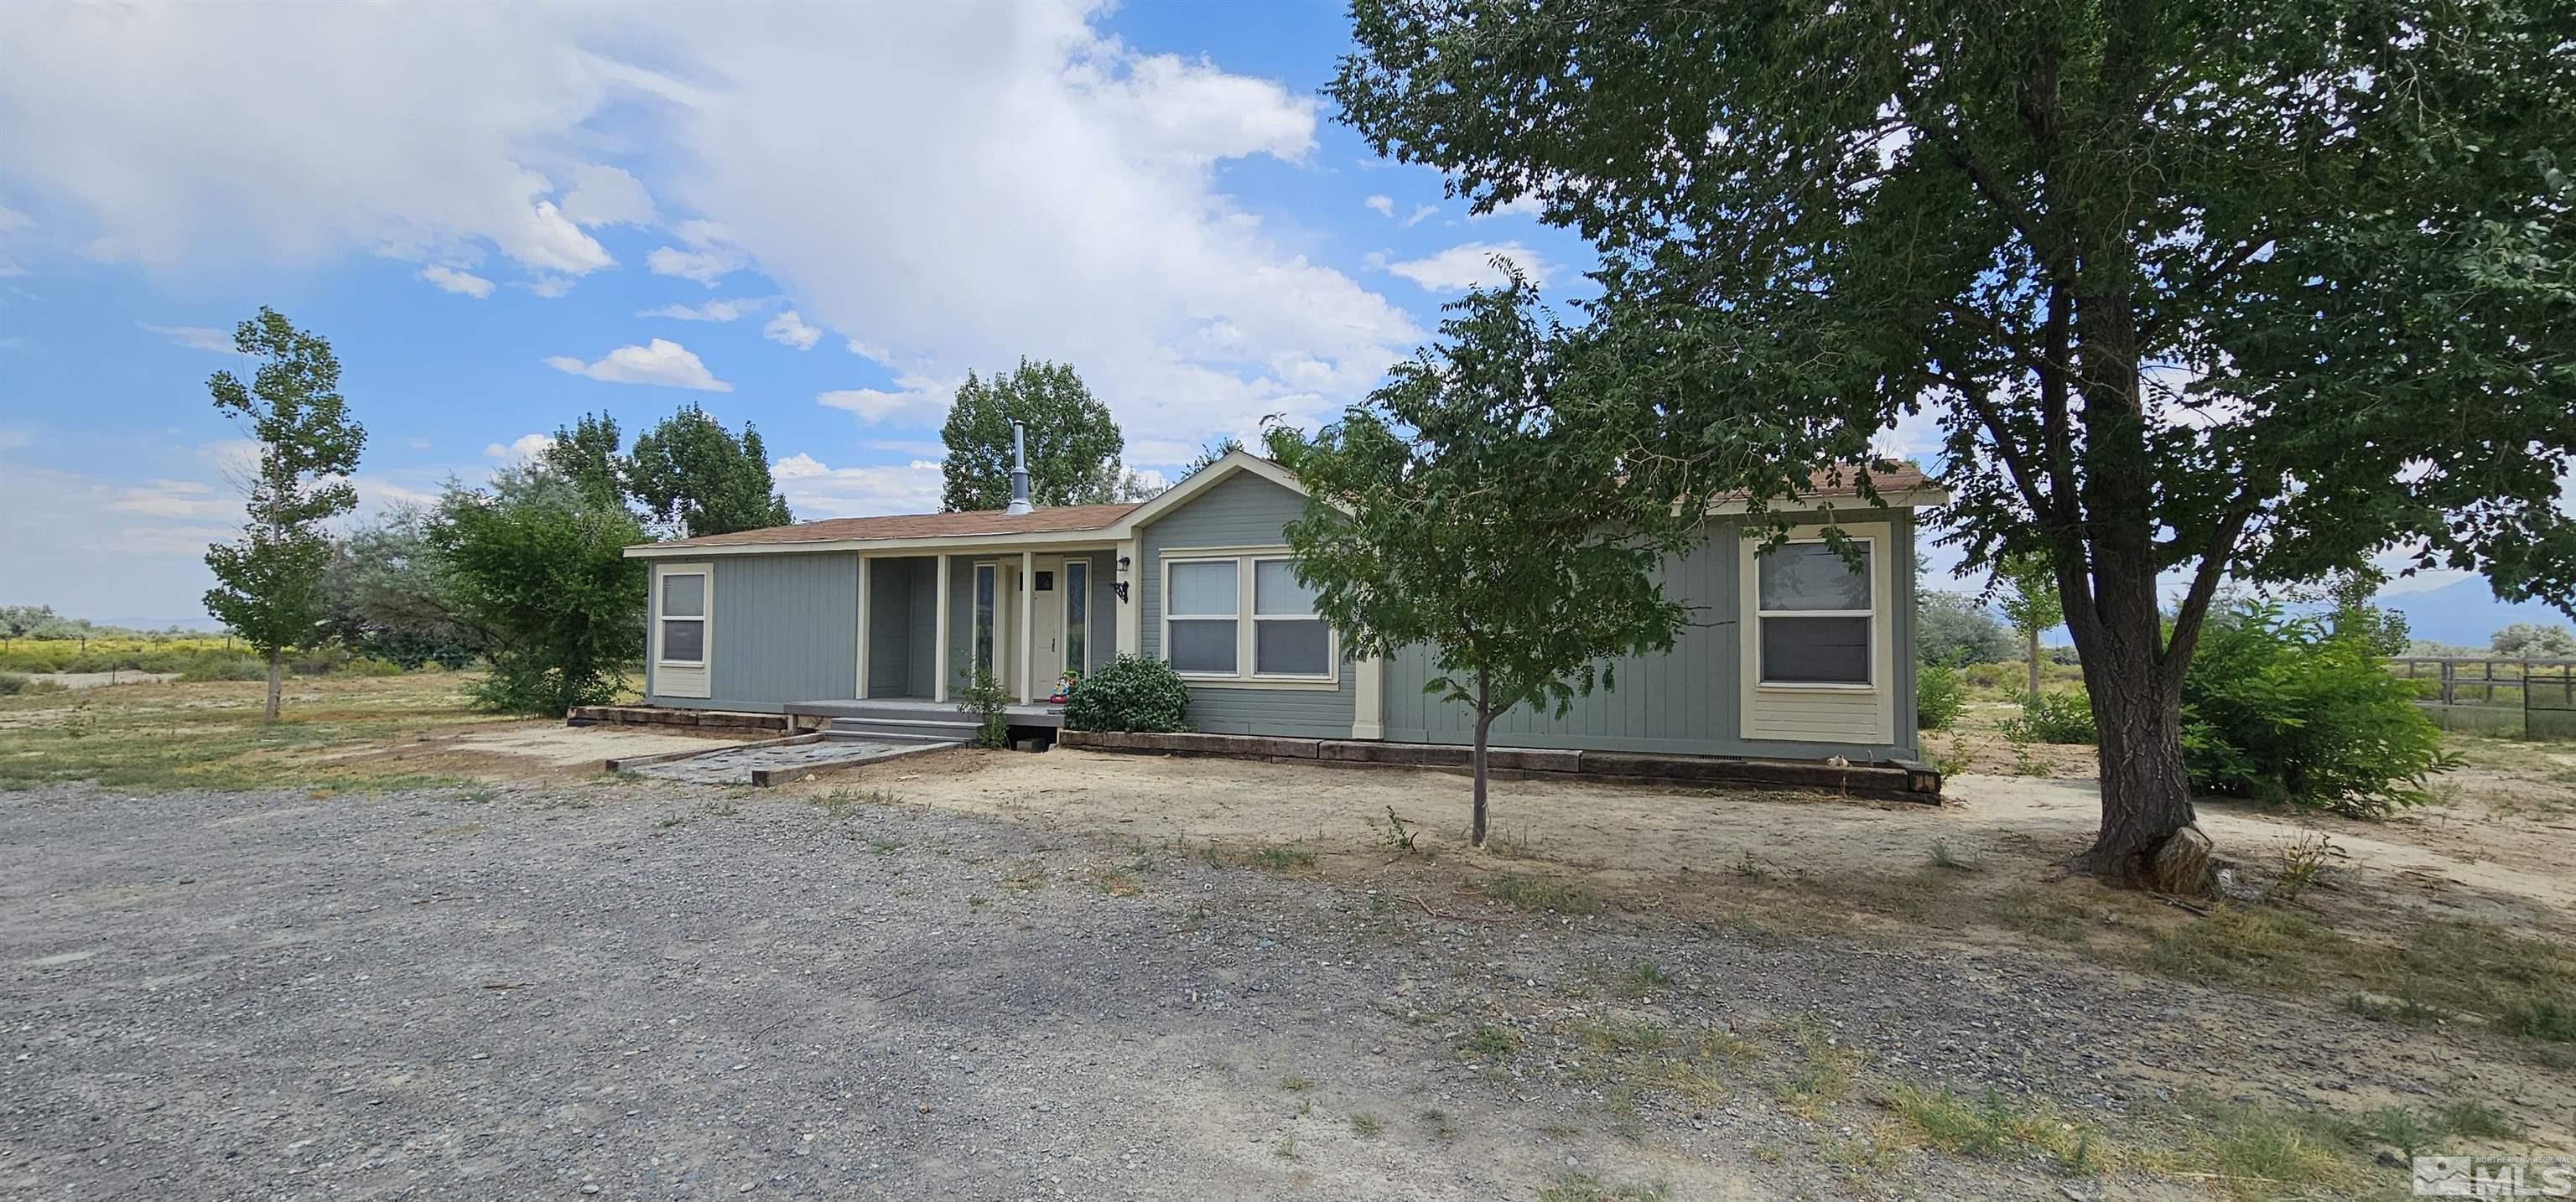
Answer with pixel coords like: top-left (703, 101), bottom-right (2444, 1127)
top-left (625, 736), bottom-right (955, 785)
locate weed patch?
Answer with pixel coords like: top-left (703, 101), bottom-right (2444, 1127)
top-left (1480, 872), bottom-right (1602, 914)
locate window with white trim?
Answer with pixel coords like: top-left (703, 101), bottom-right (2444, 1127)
top-left (1755, 541), bottom-right (1872, 686)
top-left (659, 571), bottom-right (707, 665)
top-left (1251, 557), bottom-right (1329, 676)
top-left (1161, 553), bottom-right (1337, 683)
top-left (1165, 559), bottom-right (1238, 675)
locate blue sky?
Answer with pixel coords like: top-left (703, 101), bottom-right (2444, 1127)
top-left (0, 1), bottom-right (2559, 640)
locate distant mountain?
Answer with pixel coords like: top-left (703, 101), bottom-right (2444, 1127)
top-left (96, 615), bottom-right (226, 634)
top-left (2380, 578), bottom-right (2571, 650)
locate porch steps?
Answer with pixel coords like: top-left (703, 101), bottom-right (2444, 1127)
top-left (823, 715), bottom-right (979, 745)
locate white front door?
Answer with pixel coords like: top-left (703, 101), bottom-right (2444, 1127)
top-left (1029, 555), bottom-right (1065, 692)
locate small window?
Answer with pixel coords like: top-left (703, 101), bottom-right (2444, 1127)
top-left (659, 572), bottom-right (706, 665)
top-left (1033, 570), bottom-right (1054, 592)
top-left (1252, 558), bottom-right (1328, 676)
top-left (1166, 559), bottom-right (1238, 675)
top-left (1756, 541), bottom-right (1872, 686)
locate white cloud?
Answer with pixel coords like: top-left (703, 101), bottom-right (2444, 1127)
top-left (109, 478), bottom-right (233, 520)
top-left (1466, 194), bottom-right (1547, 221)
top-left (484, 432), bottom-right (553, 463)
top-left (137, 322), bottom-right (234, 352)
top-left (1374, 241), bottom-right (1552, 291)
top-left (647, 219), bottom-right (746, 286)
top-left (818, 373), bottom-right (953, 424)
top-left (543, 339), bottom-right (732, 391)
top-left (0, 7), bottom-right (617, 280)
top-left (558, 163), bottom-right (655, 227)
top-left (2, 3), bottom-right (1423, 461)
top-left (767, 453), bottom-right (943, 518)
top-left (418, 263), bottom-right (495, 298)
top-left (641, 298), bottom-right (770, 322)
top-left (0, 428), bottom-right (30, 451)
top-left (1364, 194), bottom-right (1394, 217)
top-left (762, 309), bottom-right (822, 350)
top-left (1400, 204), bottom-right (1437, 229)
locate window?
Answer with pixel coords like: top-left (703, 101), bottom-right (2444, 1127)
top-left (1165, 559), bottom-right (1237, 675)
top-left (1756, 541), bottom-right (1872, 686)
top-left (659, 572), bottom-right (706, 665)
top-left (972, 562), bottom-right (997, 676)
top-left (1252, 558), bottom-right (1329, 676)
top-left (1161, 552), bottom-right (1336, 684)
top-left (1064, 560), bottom-right (1088, 676)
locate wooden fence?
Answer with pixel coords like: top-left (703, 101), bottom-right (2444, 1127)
top-left (2386, 656), bottom-right (2576, 738)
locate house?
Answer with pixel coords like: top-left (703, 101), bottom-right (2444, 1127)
top-left (621, 449), bottom-right (1948, 769)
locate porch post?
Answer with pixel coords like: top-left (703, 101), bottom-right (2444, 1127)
top-left (1017, 549), bottom-right (1036, 703)
top-left (932, 554), bottom-right (951, 702)
top-left (854, 555), bottom-right (870, 699)
top-left (1115, 537), bottom-right (1140, 658)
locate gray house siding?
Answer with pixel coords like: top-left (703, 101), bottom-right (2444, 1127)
top-left (647, 552), bottom-right (858, 712)
top-left (1380, 511), bottom-right (1919, 762)
top-left (1137, 471), bottom-right (1358, 738)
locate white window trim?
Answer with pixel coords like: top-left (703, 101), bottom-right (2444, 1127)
top-left (654, 564), bottom-right (711, 668)
top-left (1159, 549), bottom-right (1339, 689)
top-left (1748, 529), bottom-right (1884, 693)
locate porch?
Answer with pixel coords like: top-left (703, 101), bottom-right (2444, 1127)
top-left (784, 696), bottom-right (1066, 730)
top-left (848, 547), bottom-right (1120, 709)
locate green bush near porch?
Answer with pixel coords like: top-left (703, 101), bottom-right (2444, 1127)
top-left (1064, 654), bottom-right (1192, 733)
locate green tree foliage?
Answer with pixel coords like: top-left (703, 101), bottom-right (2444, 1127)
top-left (625, 405), bottom-right (792, 538)
top-left (199, 308), bottom-right (367, 721)
top-left (2492, 622), bottom-right (2576, 660)
top-left (1062, 653), bottom-right (1193, 733)
top-left (2183, 604), bottom-right (2451, 816)
top-left (544, 411), bottom-right (627, 511)
top-left (1332, 1), bottom-right (2576, 887)
top-left (427, 468), bottom-right (647, 715)
top-left (1915, 661), bottom-right (1965, 731)
top-left (939, 359), bottom-right (1126, 510)
top-left (317, 506), bottom-right (485, 669)
top-left (1268, 279), bottom-right (1696, 847)
top-left (2321, 567), bottom-right (2412, 659)
top-left (1994, 552), bottom-right (2066, 701)
top-left (1917, 591), bottom-right (2014, 666)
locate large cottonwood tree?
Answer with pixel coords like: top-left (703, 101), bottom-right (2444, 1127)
top-left (1333, 0), bottom-right (2576, 888)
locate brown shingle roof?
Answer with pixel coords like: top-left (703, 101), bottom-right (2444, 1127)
top-left (1780, 462), bottom-right (1935, 499)
top-left (647, 502), bottom-right (1142, 550)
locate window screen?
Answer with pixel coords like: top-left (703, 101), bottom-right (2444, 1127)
top-left (662, 573), bottom-right (705, 618)
top-left (1168, 560), bottom-right (1237, 615)
top-left (1166, 619), bottom-right (1237, 674)
top-left (1757, 541), bottom-right (1872, 685)
top-left (661, 619), bottom-right (704, 664)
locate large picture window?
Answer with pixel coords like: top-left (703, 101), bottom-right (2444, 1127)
top-left (1161, 552), bottom-right (1335, 684)
top-left (1755, 541), bottom-right (1872, 686)
top-left (659, 571), bottom-right (706, 665)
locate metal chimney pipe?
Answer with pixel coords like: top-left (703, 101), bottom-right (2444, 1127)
top-left (1005, 420), bottom-right (1033, 514)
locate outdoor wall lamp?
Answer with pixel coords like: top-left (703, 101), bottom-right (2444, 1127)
top-left (1116, 555), bottom-right (1131, 570)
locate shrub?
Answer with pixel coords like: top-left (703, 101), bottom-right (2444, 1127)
top-left (1916, 661), bottom-right (1964, 731)
top-left (2182, 603), bottom-right (2452, 817)
top-left (2003, 691), bottom-right (2096, 744)
top-left (0, 650), bottom-right (62, 673)
top-left (953, 667), bottom-right (1012, 748)
top-left (1062, 653), bottom-right (1192, 733)
top-left (0, 672), bottom-right (68, 697)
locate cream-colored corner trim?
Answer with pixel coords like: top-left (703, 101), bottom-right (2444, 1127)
top-left (1351, 652), bottom-right (1384, 739)
top-left (854, 555), bottom-right (871, 700)
top-left (1738, 523), bottom-right (1893, 743)
top-left (651, 561), bottom-right (713, 699)
top-left (932, 553), bottom-right (952, 703)
top-left (1115, 537), bottom-right (1140, 658)
top-left (1017, 550), bottom-right (1036, 703)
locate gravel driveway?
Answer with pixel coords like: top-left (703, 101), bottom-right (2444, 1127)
top-left (0, 780), bottom-right (2470, 1200)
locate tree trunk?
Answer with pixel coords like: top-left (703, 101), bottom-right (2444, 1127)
top-left (1469, 671), bottom-right (1492, 848)
top-left (2069, 554), bottom-right (2205, 890)
top-left (263, 651), bottom-right (283, 723)
top-left (2024, 627), bottom-right (2042, 701)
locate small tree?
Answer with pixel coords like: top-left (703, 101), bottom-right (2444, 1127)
top-left (1916, 590), bottom-right (2013, 667)
top-left (1270, 280), bottom-right (1692, 847)
top-left (428, 468), bottom-right (647, 715)
top-left (200, 308), bottom-right (367, 721)
top-left (1995, 552), bottom-right (2064, 702)
top-left (939, 359), bottom-right (1126, 510)
top-left (625, 405), bottom-right (792, 538)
